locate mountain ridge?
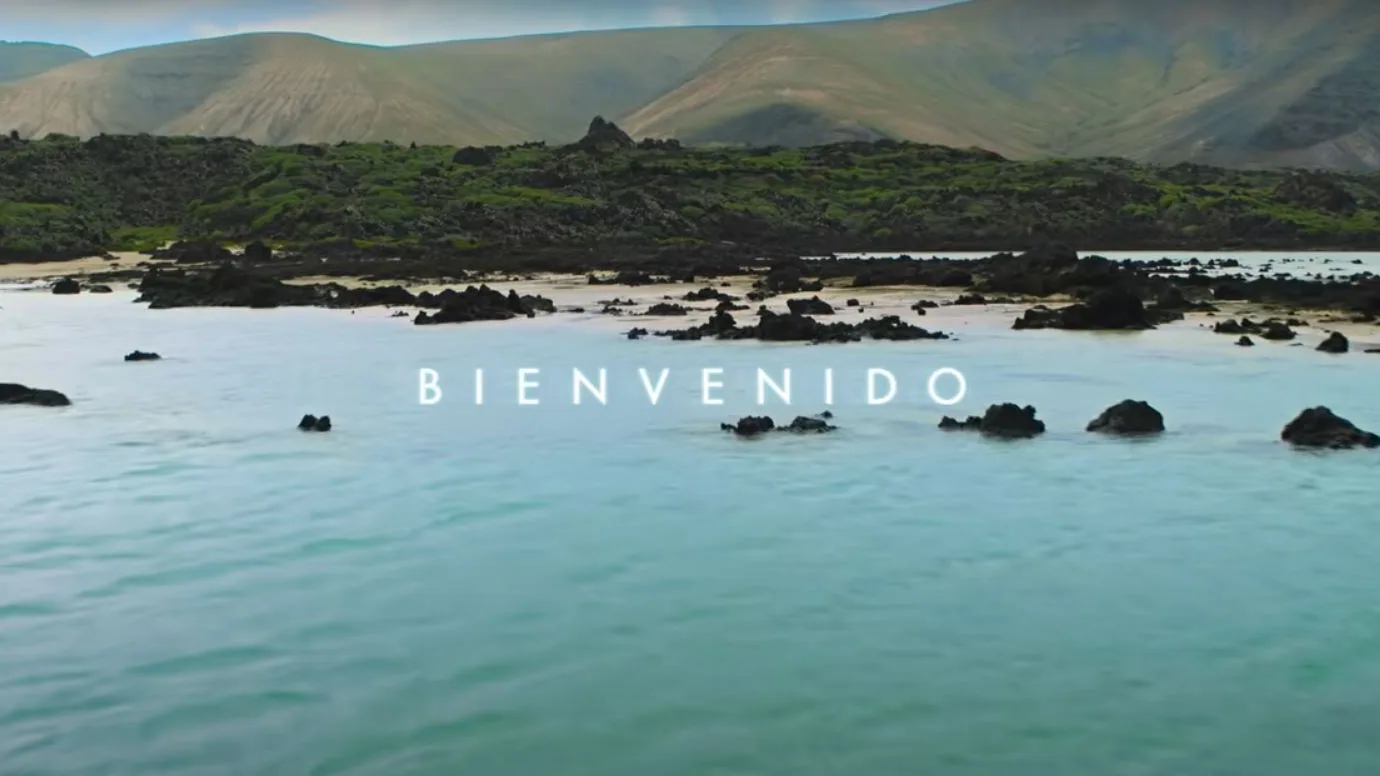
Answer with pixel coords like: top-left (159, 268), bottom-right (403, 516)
top-left (0, 41), bottom-right (89, 83)
top-left (6, 0), bottom-right (1380, 169)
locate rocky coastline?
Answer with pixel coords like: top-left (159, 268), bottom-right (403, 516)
top-left (15, 242), bottom-right (1380, 336)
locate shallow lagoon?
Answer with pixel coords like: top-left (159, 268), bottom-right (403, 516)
top-left (3, 288), bottom-right (1380, 776)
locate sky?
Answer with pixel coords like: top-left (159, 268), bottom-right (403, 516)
top-left (1, 0), bottom-right (964, 55)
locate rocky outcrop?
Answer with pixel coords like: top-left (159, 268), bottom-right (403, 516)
top-left (721, 413), bottom-right (837, 437)
top-left (135, 264), bottom-right (425, 310)
top-left (645, 302), bottom-right (688, 316)
top-left (0, 383), bottom-right (70, 406)
top-left (755, 266), bottom-right (824, 295)
top-left (298, 414), bottom-right (332, 432)
top-left (938, 415), bottom-right (983, 431)
top-left (242, 240), bottom-right (273, 262)
top-left (683, 287), bottom-right (737, 303)
top-left (940, 403), bottom-right (1045, 438)
top-left (452, 146), bottom-right (496, 166)
top-left (152, 241), bottom-right (234, 263)
top-left (137, 264), bottom-right (316, 308)
top-left (1012, 289), bottom-right (1154, 331)
top-left (124, 350), bottom-right (161, 362)
top-left (51, 277), bottom-right (80, 295)
top-left (1280, 407), bottom-right (1379, 449)
top-left (1086, 400), bottom-right (1164, 434)
top-left (782, 415), bottom-right (837, 433)
top-left (1237, 335), bottom-right (1255, 347)
top-left (721, 416), bottom-right (775, 436)
top-left (571, 116), bottom-right (635, 153)
top-left (786, 296), bottom-right (834, 315)
top-left (1213, 318), bottom-right (1302, 341)
top-left (413, 285), bottom-right (553, 325)
top-left (655, 310), bottom-right (948, 344)
top-left (1317, 331), bottom-right (1349, 353)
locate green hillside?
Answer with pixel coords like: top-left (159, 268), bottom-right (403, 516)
top-left (0, 41), bottom-right (88, 83)
top-left (3, 130), bottom-right (1379, 262)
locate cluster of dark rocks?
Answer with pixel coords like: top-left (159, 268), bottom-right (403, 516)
top-left (49, 278), bottom-right (115, 294)
top-left (721, 412), bottom-right (837, 437)
top-left (683, 286), bottom-right (739, 303)
top-left (939, 403), bottom-right (1049, 438)
top-left (806, 244), bottom-right (1380, 319)
top-left (1212, 318), bottom-right (1354, 352)
top-left (131, 263), bottom-right (554, 325)
top-left (649, 310), bottom-right (949, 344)
top-left (413, 285), bottom-right (553, 325)
top-left (1011, 289), bottom-right (1183, 331)
top-left (1212, 317), bottom-right (1298, 340)
top-left (930, 399), bottom-right (1377, 451)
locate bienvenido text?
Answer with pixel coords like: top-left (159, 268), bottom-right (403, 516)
top-left (417, 367), bottom-right (966, 407)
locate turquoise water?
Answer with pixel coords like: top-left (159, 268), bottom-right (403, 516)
top-left (4, 289), bottom-right (1380, 775)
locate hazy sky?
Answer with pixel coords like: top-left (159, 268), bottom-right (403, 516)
top-left (2, 0), bottom-right (964, 55)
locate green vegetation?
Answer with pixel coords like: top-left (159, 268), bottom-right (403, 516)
top-left (3, 133), bottom-right (1380, 261)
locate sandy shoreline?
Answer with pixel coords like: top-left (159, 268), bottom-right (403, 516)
top-left (4, 259), bottom-right (1379, 350)
top-left (0, 253), bottom-right (156, 281)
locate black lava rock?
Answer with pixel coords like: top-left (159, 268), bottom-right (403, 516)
top-left (0, 383), bottom-right (71, 406)
top-left (1317, 331), bottom-right (1349, 353)
top-left (298, 414), bottom-right (332, 432)
top-left (1281, 407), bottom-right (1378, 449)
top-left (1086, 400), bottom-right (1165, 434)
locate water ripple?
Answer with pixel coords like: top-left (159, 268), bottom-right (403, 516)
top-left (5, 288), bottom-right (1380, 776)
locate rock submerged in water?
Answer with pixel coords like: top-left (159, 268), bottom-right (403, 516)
top-left (722, 415), bottom-right (774, 436)
top-left (1087, 400), bottom-right (1165, 435)
top-left (1236, 336), bottom-right (1254, 347)
top-left (298, 414), bottom-right (332, 432)
top-left (124, 350), bottom-right (161, 362)
top-left (0, 383), bottom-right (71, 407)
top-left (940, 403), bottom-right (1045, 438)
top-left (52, 278), bottom-right (80, 295)
top-left (720, 413), bottom-right (837, 437)
top-left (1317, 331), bottom-right (1349, 353)
top-left (1281, 407), bottom-right (1378, 449)
top-left (87, 284), bottom-right (113, 294)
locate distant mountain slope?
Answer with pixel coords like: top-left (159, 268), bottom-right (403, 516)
top-left (0, 29), bottom-right (741, 145)
top-left (627, 0), bottom-right (1380, 168)
top-left (6, 0), bottom-right (1380, 169)
top-left (0, 42), bottom-right (88, 83)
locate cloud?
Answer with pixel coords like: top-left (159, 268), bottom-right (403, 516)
top-left (649, 5), bottom-right (694, 27)
top-left (190, 0), bottom-right (622, 45)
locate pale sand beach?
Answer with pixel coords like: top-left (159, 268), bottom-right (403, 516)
top-left (6, 260), bottom-right (1380, 350)
top-left (0, 253), bottom-right (153, 281)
